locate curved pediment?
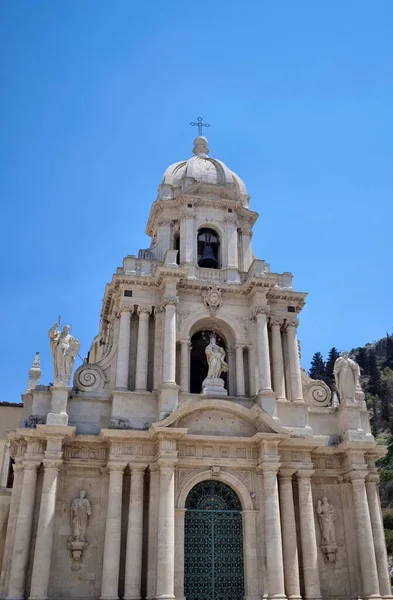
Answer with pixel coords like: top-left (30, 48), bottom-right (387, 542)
top-left (155, 399), bottom-right (286, 437)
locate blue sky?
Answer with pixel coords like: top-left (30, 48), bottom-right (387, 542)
top-left (1, 1), bottom-right (392, 401)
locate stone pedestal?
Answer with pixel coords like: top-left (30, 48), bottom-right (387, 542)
top-left (256, 389), bottom-right (277, 419)
top-left (201, 377), bottom-right (227, 397)
top-left (47, 385), bottom-right (69, 425)
top-left (338, 399), bottom-right (365, 442)
top-left (158, 382), bottom-right (180, 420)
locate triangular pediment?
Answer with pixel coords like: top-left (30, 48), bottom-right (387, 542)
top-left (155, 399), bottom-right (286, 437)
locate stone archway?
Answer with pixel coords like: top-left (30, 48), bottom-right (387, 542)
top-left (184, 480), bottom-right (244, 600)
top-left (190, 331), bottom-right (227, 393)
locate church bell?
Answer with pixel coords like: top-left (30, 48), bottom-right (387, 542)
top-left (199, 244), bottom-right (218, 268)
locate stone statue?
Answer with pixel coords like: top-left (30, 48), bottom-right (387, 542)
top-left (71, 490), bottom-right (92, 542)
top-left (205, 334), bottom-right (228, 379)
top-left (49, 319), bottom-right (80, 385)
top-left (333, 351), bottom-right (361, 401)
top-left (317, 497), bottom-right (337, 545)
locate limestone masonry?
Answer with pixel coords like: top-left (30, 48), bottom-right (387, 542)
top-left (0, 135), bottom-right (390, 600)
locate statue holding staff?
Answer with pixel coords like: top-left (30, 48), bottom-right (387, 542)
top-left (48, 317), bottom-right (80, 385)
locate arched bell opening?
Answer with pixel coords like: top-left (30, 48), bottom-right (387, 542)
top-left (173, 223), bottom-right (180, 264)
top-left (197, 227), bottom-right (220, 269)
top-left (184, 480), bottom-right (244, 600)
top-left (190, 331), bottom-right (227, 394)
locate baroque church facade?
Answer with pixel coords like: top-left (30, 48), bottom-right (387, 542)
top-left (0, 135), bottom-right (391, 600)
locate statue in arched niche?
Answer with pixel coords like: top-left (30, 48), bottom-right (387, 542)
top-left (202, 332), bottom-right (228, 397)
top-left (205, 333), bottom-right (228, 379)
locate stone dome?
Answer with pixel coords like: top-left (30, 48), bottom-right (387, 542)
top-left (157, 137), bottom-right (249, 207)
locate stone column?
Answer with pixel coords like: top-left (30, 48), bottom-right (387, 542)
top-left (29, 460), bottom-right (61, 600)
top-left (242, 510), bottom-right (259, 600)
top-left (253, 308), bottom-right (272, 392)
top-left (116, 307), bottom-right (132, 390)
top-left (180, 340), bottom-right (190, 392)
top-left (146, 466), bottom-right (159, 600)
top-left (135, 306), bottom-right (151, 391)
top-left (0, 462), bottom-right (24, 598)
top-left (7, 462), bottom-right (39, 600)
top-left (124, 466), bottom-right (145, 600)
top-left (278, 470), bottom-right (301, 600)
top-left (284, 319), bottom-right (303, 401)
top-left (156, 462), bottom-right (176, 600)
top-left (101, 463), bottom-right (126, 600)
top-left (270, 317), bottom-right (286, 400)
top-left (247, 346), bottom-right (256, 396)
top-left (296, 470), bottom-right (321, 600)
top-left (349, 472), bottom-right (381, 598)
top-left (366, 474), bottom-right (392, 597)
top-left (241, 228), bottom-right (253, 272)
top-left (162, 299), bottom-right (177, 384)
top-left (236, 345), bottom-right (246, 397)
top-left (226, 217), bottom-right (239, 268)
top-left (261, 465), bottom-right (286, 600)
top-left (153, 307), bottom-right (164, 391)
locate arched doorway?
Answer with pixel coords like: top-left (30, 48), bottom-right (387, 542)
top-left (190, 331), bottom-right (228, 394)
top-left (184, 480), bottom-right (244, 600)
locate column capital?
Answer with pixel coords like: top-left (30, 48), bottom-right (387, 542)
top-left (137, 305), bottom-right (152, 316)
top-left (12, 462), bottom-right (24, 474)
top-left (107, 462), bottom-right (127, 473)
top-left (283, 317), bottom-right (299, 329)
top-left (366, 473), bottom-right (380, 484)
top-left (163, 296), bottom-right (179, 308)
top-left (42, 459), bottom-right (62, 470)
top-left (154, 304), bottom-right (165, 314)
top-left (23, 461), bottom-right (40, 471)
top-left (157, 459), bottom-right (177, 472)
top-left (258, 462), bottom-right (281, 474)
top-left (296, 469), bottom-right (315, 480)
top-left (345, 470), bottom-right (367, 483)
top-left (129, 464), bottom-right (147, 473)
top-left (251, 305), bottom-right (270, 321)
top-left (116, 304), bottom-right (133, 317)
top-left (269, 316), bottom-right (284, 327)
top-left (278, 468), bottom-right (297, 480)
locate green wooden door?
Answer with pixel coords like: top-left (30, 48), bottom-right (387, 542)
top-left (184, 481), bottom-right (244, 600)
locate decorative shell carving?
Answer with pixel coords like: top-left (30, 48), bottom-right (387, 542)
top-left (73, 363), bottom-right (108, 393)
top-left (301, 369), bottom-right (332, 407)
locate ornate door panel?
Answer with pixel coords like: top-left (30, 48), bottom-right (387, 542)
top-left (184, 481), bottom-right (244, 600)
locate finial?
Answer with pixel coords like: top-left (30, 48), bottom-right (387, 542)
top-left (193, 136), bottom-right (209, 157)
top-left (27, 352), bottom-right (41, 391)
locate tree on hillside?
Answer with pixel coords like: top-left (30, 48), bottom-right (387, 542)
top-left (368, 350), bottom-right (382, 397)
top-left (385, 334), bottom-right (393, 370)
top-left (355, 346), bottom-right (369, 375)
top-left (325, 347), bottom-right (340, 389)
top-left (309, 352), bottom-right (326, 381)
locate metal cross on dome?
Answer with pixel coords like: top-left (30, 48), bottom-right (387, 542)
top-left (189, 116), bottom-right (210, 136)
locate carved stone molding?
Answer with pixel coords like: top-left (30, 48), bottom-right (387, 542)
top-left (177, 309), bottom-right (191, 332)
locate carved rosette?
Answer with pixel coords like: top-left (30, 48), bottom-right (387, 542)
top-left (73, 363), bottom-right (108, 393)
top-left (203, 285), bottom-right (222, 316)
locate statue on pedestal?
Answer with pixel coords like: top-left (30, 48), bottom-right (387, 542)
top-left (333, 351), bottom-right (361, 401)
top-left (202, 333), bottom-right (228, 397)
top-left (48, 318), bottom-right (80, 386)
top-left (317, 496), bottom-right (338, 564)
top-left (205, 334), bottom-right (228, 379)
top-left (68, 490), bottom-right (92, 570)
